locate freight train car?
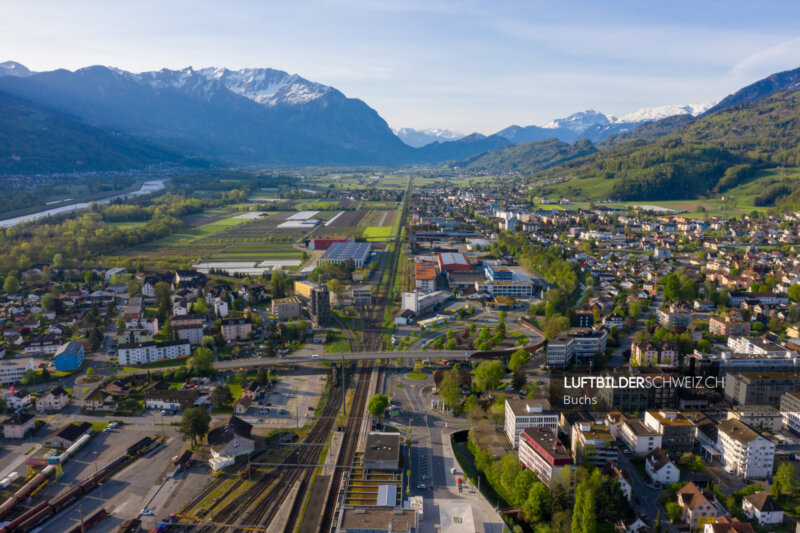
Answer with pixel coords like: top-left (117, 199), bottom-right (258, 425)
top-left (64, 508), bottom-right (107, 533)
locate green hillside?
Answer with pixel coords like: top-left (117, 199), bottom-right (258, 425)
top-left (533, 89), bottom-right (800, 201)
top-left (459, 138), bottom-right (597, 174)
top-left (0, 92), bottom-right (181, 174)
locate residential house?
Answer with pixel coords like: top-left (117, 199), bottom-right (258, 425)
top-left (144, 388), bottom-right (199, 411)
top-left (742, 491), bottom-right (783, 525)
top-left (2, 413), bottom-right (34, 439)
top-left (84, 388), bottom-right (118, 412)
top-left (676, 482), bottom-right (721, 528)
top-left (6, 390), bottom-right (32, 410)
top-left (36, 387), bottom-right (69, 412)
top-left (703, 517), bottom-right (755, 533)
top-left (645, 448), bottom-right (680, 485)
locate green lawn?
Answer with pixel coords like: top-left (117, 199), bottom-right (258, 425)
top-left (120, 357), bottom-right (189, 372)
top-left (406, 372), bottom-right (427, 380)
top-left (363, 226), bottom-right (393, 238)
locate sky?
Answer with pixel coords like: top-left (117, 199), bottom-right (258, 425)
top-left (3, 0), bottom-right (800, 133)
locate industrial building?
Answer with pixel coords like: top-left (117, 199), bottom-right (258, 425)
top-left (320, 240), bottom-right (372, 268)
top-left (436, 252), bottom-right (473, 272)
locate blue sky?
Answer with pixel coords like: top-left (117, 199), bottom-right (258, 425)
top-left (3, 0), bottom-right (800, 133)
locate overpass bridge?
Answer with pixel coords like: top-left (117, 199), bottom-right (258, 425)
top-left (118, 347), bottom-right (536, 376)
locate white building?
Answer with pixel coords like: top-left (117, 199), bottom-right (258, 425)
top-left (0, 359), bottom-right (34, 385)
top-left (118, 340), bottom-right (191, 366)
top-left (780, 392), bottom-right (800, 435)
top-left (716, 419), bottom-right (775, 480)
top-left (504, 399), bottom-right (558, 449)
top-left (620, 418), bottom-right (663, 456)
top-left (644, 448), bottom-right (680, 485)
top-left (742, 492), bottom-right (784, 525)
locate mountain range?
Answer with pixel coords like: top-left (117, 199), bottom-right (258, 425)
top-left (1, 60), bottom-right (799, 183)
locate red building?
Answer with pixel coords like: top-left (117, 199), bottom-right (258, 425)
top-left (437, 252), bottom-right (473, 272)
top-left (311, 235), bottom-right (348, 250)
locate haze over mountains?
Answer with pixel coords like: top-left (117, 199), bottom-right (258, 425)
top-left (0, 60), bottom-right (799, 178)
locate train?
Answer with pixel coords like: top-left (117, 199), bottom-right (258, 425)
top-left (331, 363), bottom-right (339, 387)
top-left (0, 436), bottom-right (157, 533)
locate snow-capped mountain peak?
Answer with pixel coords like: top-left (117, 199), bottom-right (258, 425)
top-left (115, 66), bottom-right (331, 106)
top-left (0, 61), bottom-right (33, 78)
top-left (542, 109), bottom-right (612, 133)
top-left (393, 127), bottom-right (465, 147)
top-left (616, 102), bottom-right (715, 123)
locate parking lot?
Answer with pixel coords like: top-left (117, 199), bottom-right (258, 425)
top-left (241, 373), bottom-right (326, 428)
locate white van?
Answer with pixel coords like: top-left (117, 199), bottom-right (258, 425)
top-left (311, 354), bottom-right (321, 359)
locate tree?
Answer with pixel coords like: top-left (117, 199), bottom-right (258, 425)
top-left (326, 279), bottom-right (344, 299)
top-left (512, 469), bottom-right (536, 507)
top-left (523, 481), bottom-right (550, 522)
top-left (368, 393), bottom-right (389, 417)
top-left (187, 347), bottom-right (214, 375)
top-left (88, 327), bottom-right (103, 351)
top-left (162, 319), bottom-right (174, 340)
top-left (41, 293), bottom-right (56, 312)
top-left (256, 367), bottom-right (269, 386)
top-left (789, 284), bottom-right (800, 302)
top-left (572, 480), bottom-right (596, 533)
top-left (154, 281), bottom-right (171, 321)
top-left (596, 478), bottom-right (631, 522)
top-left (210, 384), bottom-right (234, 410)
top-left (500, 455), bottom-right (521, 495)
top-left (473, 361), bottom-right (505, 393)
top-left (772, 462), bottom-right (798, 498)
top-left (193, 298), bottom-right (208, 315)
top-left (3, 275), bottom-right (19, 294)
top-left (201, 335), bottom-right (216, 349)
top-left (508, 348), bottom-right (530, 372)
top-left (512, 367), bottom-right (527, 391)
top-left (439, 369), bottom-right (463, 409)
top-left (665, 502), bottom-right (682, 523)
top-left (179, 407), bottom-right (211, 447)
top-left (542, 315), bottom-right (570, 340)
top-left (86, 367), bottom-right (96, 375)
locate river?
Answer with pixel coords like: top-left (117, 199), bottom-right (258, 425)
top-left (0, 180), bottom-right (167, 228)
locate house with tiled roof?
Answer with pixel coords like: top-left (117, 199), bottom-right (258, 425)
top-left (645, 448), bottom-right (679, 485)
top-left (742, 491), bottom-right (783, 525)
top-left (676, 482), bottom-right (721, 528)
top-left (702, 517), bottom-right (755, 533)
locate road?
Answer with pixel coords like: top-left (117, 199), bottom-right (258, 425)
top-left (609, 294), bottom-right (662, 367)
top-left (617, 449), bottom-right (676, 533)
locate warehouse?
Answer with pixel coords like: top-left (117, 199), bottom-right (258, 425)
top-left (320, 240), bottom-right (372, 268)
top-left (437, 252), bottom-right (473, 272)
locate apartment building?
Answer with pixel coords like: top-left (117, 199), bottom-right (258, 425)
top-left (727, 405), bottom-right (782, 432)
top-left (272, 296), bottom-right (301, 321)
top-left (620, 418), bottom-right (663, 456)
top-left (644, 410), bottom-right (695, 455)
top-left (632, 340), bottom-right (679, 368)
top-left (571, 421), bottom-right (616, 466)
top-left (709, 316), bottom-right (751, 337)
top-left (518, 427), bottom-right (575, 491)
top-left (504, 399), bottom-right (558, 448)
top-left (780, 392), bottom-right (800, 435)
top-left (220, 318), bottom-right (253, 342)
top-left (0, 359), bottom-right (34, 385)
top-left (118, 340), bottom-right (191, 366)
top-left (716, 419), bottom-right (775, 479)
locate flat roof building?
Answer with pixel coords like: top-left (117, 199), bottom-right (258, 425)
top-left (321, 240), bottom-right (372, 268)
